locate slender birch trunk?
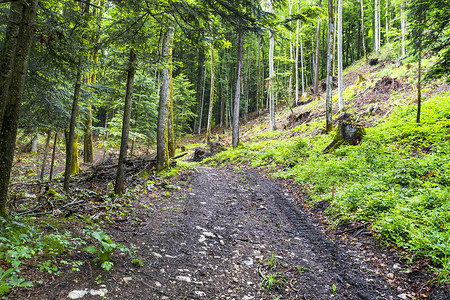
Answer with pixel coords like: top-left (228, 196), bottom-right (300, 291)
top-left (232, 29), bottom-right (244, 148)
top-left (268, 0), bottom-right (276, 131)
top-left (337, 0), bottom-right (344, 111)
top-left (326, 0), bottom-right (335, 133)
top-left (374, 0), bottom-right (378, 54)
top-left (401, 1), bottom-right (406, 57)
top-left (361, 0), bottom-right (368, 59)
top-left (314, 0), bottom-right (322, 95)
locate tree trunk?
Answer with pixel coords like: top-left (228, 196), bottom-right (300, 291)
top-left (198, 62), bottom-right (207, 135)
top-left (374, 0), bottom-right (378, 54)
top-left (0, 0), bottom-right (21, 130)
top-left (168, 56), bottom-right (175, 157)
top-left (300, 23), bottom-right (305, 97)
top-left (289, 0), bottom-right (294, 101)
top-left (194, 50), bottom-right (205, 132)
top-left (326, 0), bottom-right (335, 133)
top-left (385, 0), bottom-right (389, 44)
top-left (40, 130), bottom-right (51, 181)
top-left (295, 2), bottom-right (300, 104)
top-left (49, 131), bottom-right (58, 182)
top-left (314, 0), bottom-right (322, 94)
top-left (417, 36), bottom-right (422, 123)
top-left (114, 49), bottom-right (136, 195)
top-left (156, 27), bottom-right (174, 171)
top-left (64, 68), bottom-right (82, 193)
top-left (232, 29), bottom-right (244, 148)
top-left (360, 0), bottom-right (368, 60)
top-left (206, 42), bottom-right (215, 143)
top-left (31, 131), bottom-right (38, 153)
top-left (257, 35), bottom-right (262, 114)
top-left (401, 1), bottom-right (406, 57)
top-left (219, 51), bottom-right (225, 127)
top-left (337, 0), bottom-right (344, 111)
top-left (268, 0), bottom-right (275, 130)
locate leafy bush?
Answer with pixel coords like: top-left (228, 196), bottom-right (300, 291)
top-left (83, 228), bottom-right (127, 271)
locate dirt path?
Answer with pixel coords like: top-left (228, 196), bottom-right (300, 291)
top-left (12, 166), bottom-right (447, 299)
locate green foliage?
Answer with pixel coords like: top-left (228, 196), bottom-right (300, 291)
top-left (260, 272), bottom-right (286, 290)
top-left (202, 92), bottom-right (450, 280)
top-left (0, 216), bottom-right (83, 295)
top-left (267, 251), bottom-right (277, 269)
top-left (83, 228), bottom-right (127, 271)
top-left (0, 268), bottom-right (33, 296)
top-left (173, 73), bottom-right (197, 136)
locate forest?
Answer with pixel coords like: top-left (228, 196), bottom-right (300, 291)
top-left (0, 0), bottom-right (449, 298)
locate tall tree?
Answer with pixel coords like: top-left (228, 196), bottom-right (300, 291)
top-left (314, 0), bottom-right (322, 95)
top-left (114, 49), bottom-right (136, 194)
top-left (268, 0), bottom-right (276, 131)
top-left (156, 26), bottom-right (174, 171)
top-left (325, 0), bottom-right (335, 133)
top-left (206, 42), bottom-right (215, 143)
top-left (0, 0), bottom-right (39, 216)
top-left (360, 0), bottom-right (368, 59)
top-left (232, 28), bottom-right (244, 148)
top-left (337, 0), bottom-right (344, 111)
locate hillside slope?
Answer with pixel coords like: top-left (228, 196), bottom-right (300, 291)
top-left (198, 45), bottom-right (450, 286)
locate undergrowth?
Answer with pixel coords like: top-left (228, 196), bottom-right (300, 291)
top-left (204, 92), bottom-right (450, 282)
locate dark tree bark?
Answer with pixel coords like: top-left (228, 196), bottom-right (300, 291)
top-left (40, 130), bottom-right (52, 181)
top-left (64, 68), bottom-right (82, 193)
top-left (0, 0), bottom-right (38, 216)
top-left (0, 0), bottom-right (21, 129)
top-left (114, 49), bottom-right (136, 195)
top-left (232, 28), bottom-right (244, 148)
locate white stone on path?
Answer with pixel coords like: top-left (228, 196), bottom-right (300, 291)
top-left (152, 252), bottom-right (162, 258)
top-left (194, 291), bottom-right (206, 297)
top-left (89, 289), bottom-right (107, 297)
top-left (203, 231), bottom-right (215, 237)
top-left (68, 290), bottom-right (88, 299)
top-left (198, 235), bottom-right (206, 243)
top-left (123, 277), bottom-right (132, 284)
top-left (176, 275), bottom-right (192, 282)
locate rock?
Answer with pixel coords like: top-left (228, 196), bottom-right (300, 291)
top-left (123, 277), bottom-right (132, 284)
top-left (68, 290), bottom-right (88, 299)
top-left (155, 281), bottom-right (162, 287)
top-left (89, 289), bottom-right (107, 297)
top-left (176, 275), bottom-right (192, 282)
top-left (198, 235), bottom-right (206, 243)
top-left (194, 291), bottom-right (206, 297)
top-left (243, 258), bottom-right (253, 266)
top-left (152, 252), bottom-right (162, 258)
top-left (203, 231), bottom-right (215, 237)
top-left (398, 294), bottom-right (408, 299)
top-left (387, 273), bottom-right (395, 279)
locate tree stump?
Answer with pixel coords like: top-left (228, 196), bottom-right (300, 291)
top-left (323, 113), bottom-right (366, 153)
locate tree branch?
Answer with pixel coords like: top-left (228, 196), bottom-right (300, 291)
top-left (75, 0), bottom-right (102, 9)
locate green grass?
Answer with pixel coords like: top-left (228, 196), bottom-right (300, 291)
top-left (202, 91), bottom-right (450, 282)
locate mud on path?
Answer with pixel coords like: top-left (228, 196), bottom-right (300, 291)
top-left (12, 166), bottom-right (446, 299)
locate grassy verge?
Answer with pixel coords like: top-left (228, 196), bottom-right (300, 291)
top-left (203, 92), bottom-right (450, 282)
